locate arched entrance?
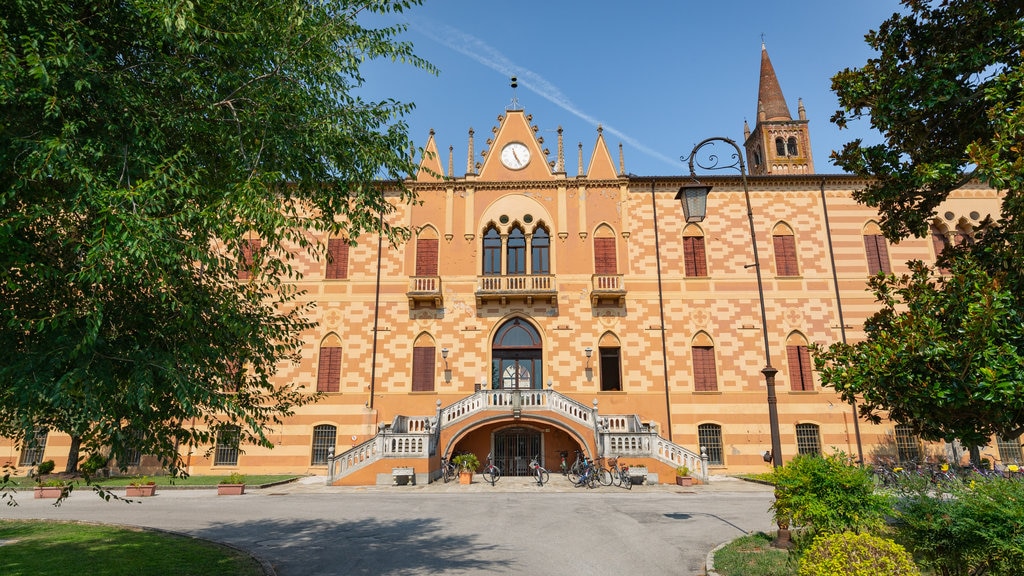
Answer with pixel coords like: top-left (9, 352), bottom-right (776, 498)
top-left (491, 318), bottom-right (542, 389)
top-left (493, 426), bottom-right (541, 477)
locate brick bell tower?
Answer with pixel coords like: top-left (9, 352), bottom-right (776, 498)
top-left (743, 43), bottom-right (814, 175)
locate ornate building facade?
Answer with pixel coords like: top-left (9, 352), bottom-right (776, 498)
top-left (5, 47), bottom-right (1013, 484)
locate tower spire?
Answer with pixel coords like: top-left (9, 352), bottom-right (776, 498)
top-left (757, 43), bottom-right (791, 121)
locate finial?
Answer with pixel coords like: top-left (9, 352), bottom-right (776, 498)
top-left (556, 126), bottom-right (565, 173)
top-left (761, 33), bottom-right (766, 50)
top-left (448, 145), bottom-right (453, 178)
top-left (577, 142), bottom-right (583, 176)
top-left (508, 76), bottom-right (520, 110)
top-left (467, 127), bottom-right (475, 175)
top-left (618, 143), bottom-right (625, 176)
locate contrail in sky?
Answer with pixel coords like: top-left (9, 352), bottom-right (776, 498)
top-left (409, 20), bottom-right (680, 170)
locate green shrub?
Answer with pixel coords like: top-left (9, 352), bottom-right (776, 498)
top-left (893, 477), bottom-right (1024, 576)
top-left (36, 460), bottom-right (55, 475)
top-left (770, 452), bottom-right (892, 541)
top-left (451, 453), bottom-right (480, 473)
top-left (79, 452), bottom-right (109, 476)
top-left (798, 532), bottom-right (919, 576)
top-left (220, 472), bottom-right (246, 484)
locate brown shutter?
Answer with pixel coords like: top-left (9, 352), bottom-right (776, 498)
top-left (692, 346), bottom-right (718, 392)
top-left (316, 346), bottom-right (342, 393)
top-left (326, 239), bottom-right (349, 279)
top-left (594, 237), bottom-right (617, 275)
top-left (773, 235), bottom-right (798, 276)
top-left (412, 346), bottom-right (436, 392)
top-left (787, 345), bottom-right (814, 391)
top-left (684, 236), bottom-right (708, 277)
top-left (416, 238), bottom-right (439, 276)
top-left (864, 234), bottom-right (891, 275)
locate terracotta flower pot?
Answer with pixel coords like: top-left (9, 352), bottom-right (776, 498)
top-left (126, 484), bottom-right (157, 497)
top-left (458, 471), bottom-right (473, 485)
top-left (217, 483), bottom-right (245, 495)
top-left (676, 476), bottom-right (694, 487)
top-left (34, 486), bottom-right (63, 499)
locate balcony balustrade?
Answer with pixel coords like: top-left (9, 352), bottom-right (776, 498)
top-left (475, 274), bottom-right (557, 306)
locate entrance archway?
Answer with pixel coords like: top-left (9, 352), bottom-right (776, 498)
top-left (493, 426), bottom-right (541, 477)
top-left (491, 318), bottom-right (542, 389)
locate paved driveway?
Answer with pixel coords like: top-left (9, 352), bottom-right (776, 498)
top-left (3, 476), bottom-right (774, 575)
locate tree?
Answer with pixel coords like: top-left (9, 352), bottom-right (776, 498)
top-left (816, 0), bottom-right (1024, 448)
top-left (0, 0), bottom-right (436, 475)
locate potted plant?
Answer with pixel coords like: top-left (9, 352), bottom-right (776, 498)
top-left (126, 476), bottom-right (157, 497)
top-left (217, 472), bottom-right (246, 495)
top-left (32, 460), bottom-right (64, 498)
top-left (451, 453), bottom-right (480, 485)
top-left (675, 465), bottom-right (694, 486)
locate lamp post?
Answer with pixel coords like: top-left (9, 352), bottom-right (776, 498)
top-left (678, 136), bottom-right (783, 468)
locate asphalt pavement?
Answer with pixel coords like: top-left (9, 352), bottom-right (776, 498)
top-left (2, 475), bottom-right (775, 575)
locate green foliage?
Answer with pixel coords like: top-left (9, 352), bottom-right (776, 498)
top-left (770, 453), bottom-right (892, 541)
top-left (35, 460), bottom-right (55, 475)
top-left (824, 0), bottom-right (1024, 445)
top-left (220, 472), bottom-right (246, 485)
top-left (78, 452), bottom-right (109, 476)
top-left (892, 477), bottom-right (1024, 576)
top-left (451, 453), bottom-right (480, 473)
top-left (0, 1), bottom-right (436, 476)
top-left (814, 256), bottom-right (1024, 446)
top-left (675, 465), bottom-right (690, 477)
top-left (798, 532), bottom-right (919, 576)
top-left (712, 532), bottom-right (796, 576)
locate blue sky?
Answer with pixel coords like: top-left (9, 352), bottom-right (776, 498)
top-left (359, 1), bottom-right (902, 177)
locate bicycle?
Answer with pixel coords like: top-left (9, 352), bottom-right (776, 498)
top-left (574, 458), bottom-right (598, 489)
top-left (593, 456), bottom-right (613, 486)
top-left (482, 452), bottom-right (501, 485)
top-left (440, 454), bottom-right (458, 483)
top-left (567, 450), bottom-right (588, 484)
top-left (559, 451), bottom-right (569, 476)
top-left (617, 460), bottom-right (632, 490)
top-left (529, 455), bottom-right (550, 486)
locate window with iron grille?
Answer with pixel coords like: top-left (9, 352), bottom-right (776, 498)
top-left (326, 238), bottom-right (350, 279)
top-left (795, 423), bottom-right (821, 455)
top-left (317, 346), bottom-right (342, 393)
top-left (683, 235), bottom-right (707, 277)
top-left (894, 424), bottom-right (921, 463)
top-left (997, 435), bottom-right (1023, 465)
top-left (311, 424), bottom-right (337, 466)
top-left (18, 428), bottom-right (48, 467)
top-left (698, 423), bottom-right (724, 466)
top-left (863, 234), bottom-right (891, 275)
top-left (692, 346), bottom-right (718, 392)
top-left (122, 429), bottom-right (144, 467)
top-left (214, 426), bottom-right (240, 466)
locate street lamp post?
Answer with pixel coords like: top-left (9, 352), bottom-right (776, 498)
top-left (678, 136), bottom-right (783, 468)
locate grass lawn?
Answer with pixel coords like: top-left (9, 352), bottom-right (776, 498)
top-left (0, 520), bottom-right (264, 576)
top-left (712, 532), bottom-right (796, 576)
top-left (4, 474), bottom-right (300, 489)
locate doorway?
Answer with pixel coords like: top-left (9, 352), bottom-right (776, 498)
top-left (493, 427), bottom-right (541, 477)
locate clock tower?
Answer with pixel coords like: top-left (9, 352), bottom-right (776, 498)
top-left (743, 43), bottom-right (814, 175)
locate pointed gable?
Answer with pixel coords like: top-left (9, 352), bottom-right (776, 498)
top-left (415, 129), bottom-right (445, 182)
top-left (477, 110), bottom-right (552, 181)
top-left (585, 125), bottom-right (618, 180)
top-left (757, 44), bottom-right (791, 121)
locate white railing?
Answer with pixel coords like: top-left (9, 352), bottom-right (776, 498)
top-left (440, 389), bottom-right (594, 429)
top-left (477, 274), bottom-right (556, 293)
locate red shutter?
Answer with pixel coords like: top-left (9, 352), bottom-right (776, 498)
top-left (787, 345), bottom-right (813, 391)
top-left (416, 238), bottom-right (439, 276)
top-left (412, 347), bottom-right (436, 392)
top-left (238, 239), bottom-right (260, 279)
top-left (326, 239), bottom-right (349, 279)
top-left (864, 234), bottom-right (891, 275)
top-left (316, 347), bottom-right (342, 393)
top-left (692, 346), bottom-right (718, 392)
top-left (773, 235), bottom-right (798, 276)
top-left (684, 236), bottom-right (707, 277)
top-left (594, 237), bottom-right (617, 275)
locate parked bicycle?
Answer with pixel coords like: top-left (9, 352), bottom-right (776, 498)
top-left (529, 455), bottom-right (550, 486)
top-left (482, 452), bottom-right (501, 485)
top-left (574, 457), bottom-right (598, 489)
top-left (440, 454), bottom-right (458, 483)
top-left (607, 456), bottom-right (630, 488)
top-left (567, 450), bottom-right (588, 484)
top-left (617, 460), bottom-right (632, 490)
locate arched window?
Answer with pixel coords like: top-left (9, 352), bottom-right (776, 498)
top-left (691, 332), bottom-right (717, 392)
top-left (531, 226), bottom-right (550, 274)
top-left (698, 424), bottom-right (724, 466)
top-left (593, 225), bottom-right (617, 275)
top-left (311, 424), bottom-right (337, 466)
top-left (411, 334), bottom-right (437, 392)
top-left (787, 333), bottom-right (814, 391)
top-left (683, 224), bottom-right (707, 277)
top-left (491, 318), bottom-right (542, 390)
top-left (863, 222), bottom-right (891, 275)
top-left (317, 334), bottom-right (343, 393)
top-left (415, 226), bottom-right (439, 277)
top-left (775, 137), bottom-right (786, 156)
top-left (482, 225), bottom-right (501, 275)
top-left (795, 423), bottom-right (821, 455)
top-left (930, 222), bottom-right (951, 262)
top-left (787, 136), bottom-right (798, 156)
top-left (506, 225), bottom-right (526, 275)
top-left (772, 223), bottom-right (799, 276)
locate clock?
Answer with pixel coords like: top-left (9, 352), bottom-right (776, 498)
top-left (500, 142), bottom-right (531, 169)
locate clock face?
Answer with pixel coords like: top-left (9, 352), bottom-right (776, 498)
top-left (500, 142), bottom-right (531, 169)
